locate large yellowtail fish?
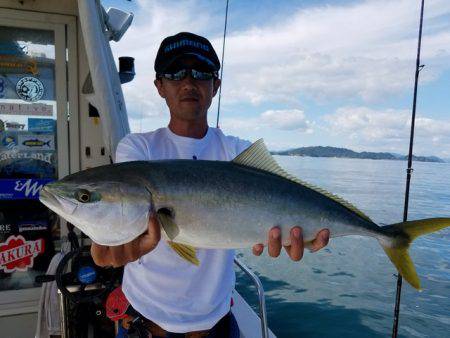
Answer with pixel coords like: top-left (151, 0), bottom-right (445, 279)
top-left (39, 140), bottom-right (450, 290)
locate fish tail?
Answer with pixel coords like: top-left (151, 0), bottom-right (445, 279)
top-left (380, 218), bottom-right (450, 290)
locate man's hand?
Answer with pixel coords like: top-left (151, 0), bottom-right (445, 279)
top-left (91, 214), bottom-right (161, 267)
top-left (252, 227), bottom-right (330, 261)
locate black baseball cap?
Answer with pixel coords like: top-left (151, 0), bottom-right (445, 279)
top-left (154, 32), bottom-right (220, 74)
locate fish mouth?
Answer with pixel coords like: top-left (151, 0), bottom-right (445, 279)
top-left (39, 186), bottom-right (59, 209)
top-left (39, 185), bottom-right (78, 215)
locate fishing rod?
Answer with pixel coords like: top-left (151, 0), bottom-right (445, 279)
top-left (216, 0), bottom-right (230, 128)
top-left (392, 1), bottom-right (425, 337)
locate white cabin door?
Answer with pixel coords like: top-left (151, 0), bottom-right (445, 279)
top-left (0, 8), bottom-right (77, 321)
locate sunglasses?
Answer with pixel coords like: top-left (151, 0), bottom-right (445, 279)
top-left (157, 68), bottom-right (218, 81)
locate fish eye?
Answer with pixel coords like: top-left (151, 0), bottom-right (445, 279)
top-left (76, 189), bottom-right (91, 203)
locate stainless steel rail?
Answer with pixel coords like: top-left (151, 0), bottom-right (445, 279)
top-left (234, 257), bottom-right (269, 338)
top-left (59, 290), bottom-right (68, 338)
top-left (58, 284), bottom-right (106, 338)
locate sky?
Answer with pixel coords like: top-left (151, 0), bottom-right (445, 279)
top-left (103, 0), bottom-right (450, 158)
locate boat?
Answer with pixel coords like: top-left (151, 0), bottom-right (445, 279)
top-left (0, 0), bottom-right (275, 336)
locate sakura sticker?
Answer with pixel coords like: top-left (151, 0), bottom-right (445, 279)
top-left (0, 235), bottom-right (45, 272)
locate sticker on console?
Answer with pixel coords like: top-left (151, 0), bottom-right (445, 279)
top-left (0, 235), bottom-right (45, 272)
top-left (16, 76), bottom-right (44, 102)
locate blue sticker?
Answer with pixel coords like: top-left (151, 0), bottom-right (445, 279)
top-left (0, 178), bottom-right (54, 200)
top-left (1, 135), bottom-right (17, 149)
top-left (77, 266), bottom-right (97, 284)
top-left (0, 43), bottom-right (27, 56)
top-left (28, 118), bottom-right (55, 132)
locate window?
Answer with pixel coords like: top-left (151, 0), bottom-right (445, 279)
top-left (0, 26), bottom-right (59, 291)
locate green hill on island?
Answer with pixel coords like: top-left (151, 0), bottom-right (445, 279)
top-left (272, 146), bottom-right (445, 163)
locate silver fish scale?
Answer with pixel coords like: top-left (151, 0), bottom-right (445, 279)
top-left (117, 160), bottom-right (388, 249)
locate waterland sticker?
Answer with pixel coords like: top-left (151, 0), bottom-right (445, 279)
top-left (0, 150), bottom-right (53, 164)
top-left (16, 76), bottom-right (44, 102)
top-left (0, 235), bottom-right (45, 272)
top-left (0, 156), bottom-right (55, 178)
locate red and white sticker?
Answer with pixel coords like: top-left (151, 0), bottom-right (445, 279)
top-left (0, 235), bottom-right (45, 273)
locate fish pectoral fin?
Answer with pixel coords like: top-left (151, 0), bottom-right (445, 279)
top-left (157, 209), bottom-right (199, 266)
top-left (156, 208), bottom-right (179, 240)
top-left (168, 242), bottom-right (200, 266)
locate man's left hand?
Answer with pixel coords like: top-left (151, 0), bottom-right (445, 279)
top-left (252, 227), bottom-right (330, 261)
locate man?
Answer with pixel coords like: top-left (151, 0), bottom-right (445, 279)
top-left (91, 32), bottom-right (330, 336)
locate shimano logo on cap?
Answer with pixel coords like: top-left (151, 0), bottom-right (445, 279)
top-left (164, 39), bottom-right (210, 53)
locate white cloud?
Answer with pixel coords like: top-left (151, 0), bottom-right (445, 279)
top-left (105, 0), bottom-right (450, 155)
top-left (220, 108), bottom-right (314, 134)
top-left (219, 0), bottom-right (450, 105)
top-left (219, 116), bottom-right (261, 132)
top-left (111, 0), bottom-right (450, 113)
top-left (260, 109), bottom-right (313, 132)
top-left (324, 107), bottom-right (410, 141)
top-left (324, 106), bottom-right (450, 156)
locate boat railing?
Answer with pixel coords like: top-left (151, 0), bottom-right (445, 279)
top-left (234, 257), bottom-right (269, 338)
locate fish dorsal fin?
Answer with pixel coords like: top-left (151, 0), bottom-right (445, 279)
top-left (233, 139), bottom-right (287, 176)
top-left (233, 139), bottom-right (372, 222)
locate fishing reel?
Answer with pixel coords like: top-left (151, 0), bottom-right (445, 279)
top-left (35, 223), bottom-right (123, 304)
top-left (34, 222), bottom-right (122, 337)
top-left (55, 247), bottom-right (122, 304)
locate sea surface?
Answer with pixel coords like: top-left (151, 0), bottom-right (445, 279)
top-left (235, 156), bottom-right (450, 338)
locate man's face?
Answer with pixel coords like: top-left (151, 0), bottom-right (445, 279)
top-left (154, 57), bottom-right (221, 123)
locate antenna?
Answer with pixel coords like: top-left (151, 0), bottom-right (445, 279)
top-left (216, 0), bottom-right (230, 128)
top-left (392, 1), bottom-right (425, 336)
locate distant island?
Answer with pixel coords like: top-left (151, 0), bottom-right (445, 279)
top-left (272, 146), bottom-right (445, 163)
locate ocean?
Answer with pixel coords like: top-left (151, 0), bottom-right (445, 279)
top-left (235, 156), bottom-right (450, 338)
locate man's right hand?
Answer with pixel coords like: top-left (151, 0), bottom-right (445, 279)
top-left (90, 214), bottom-right (161, 267)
